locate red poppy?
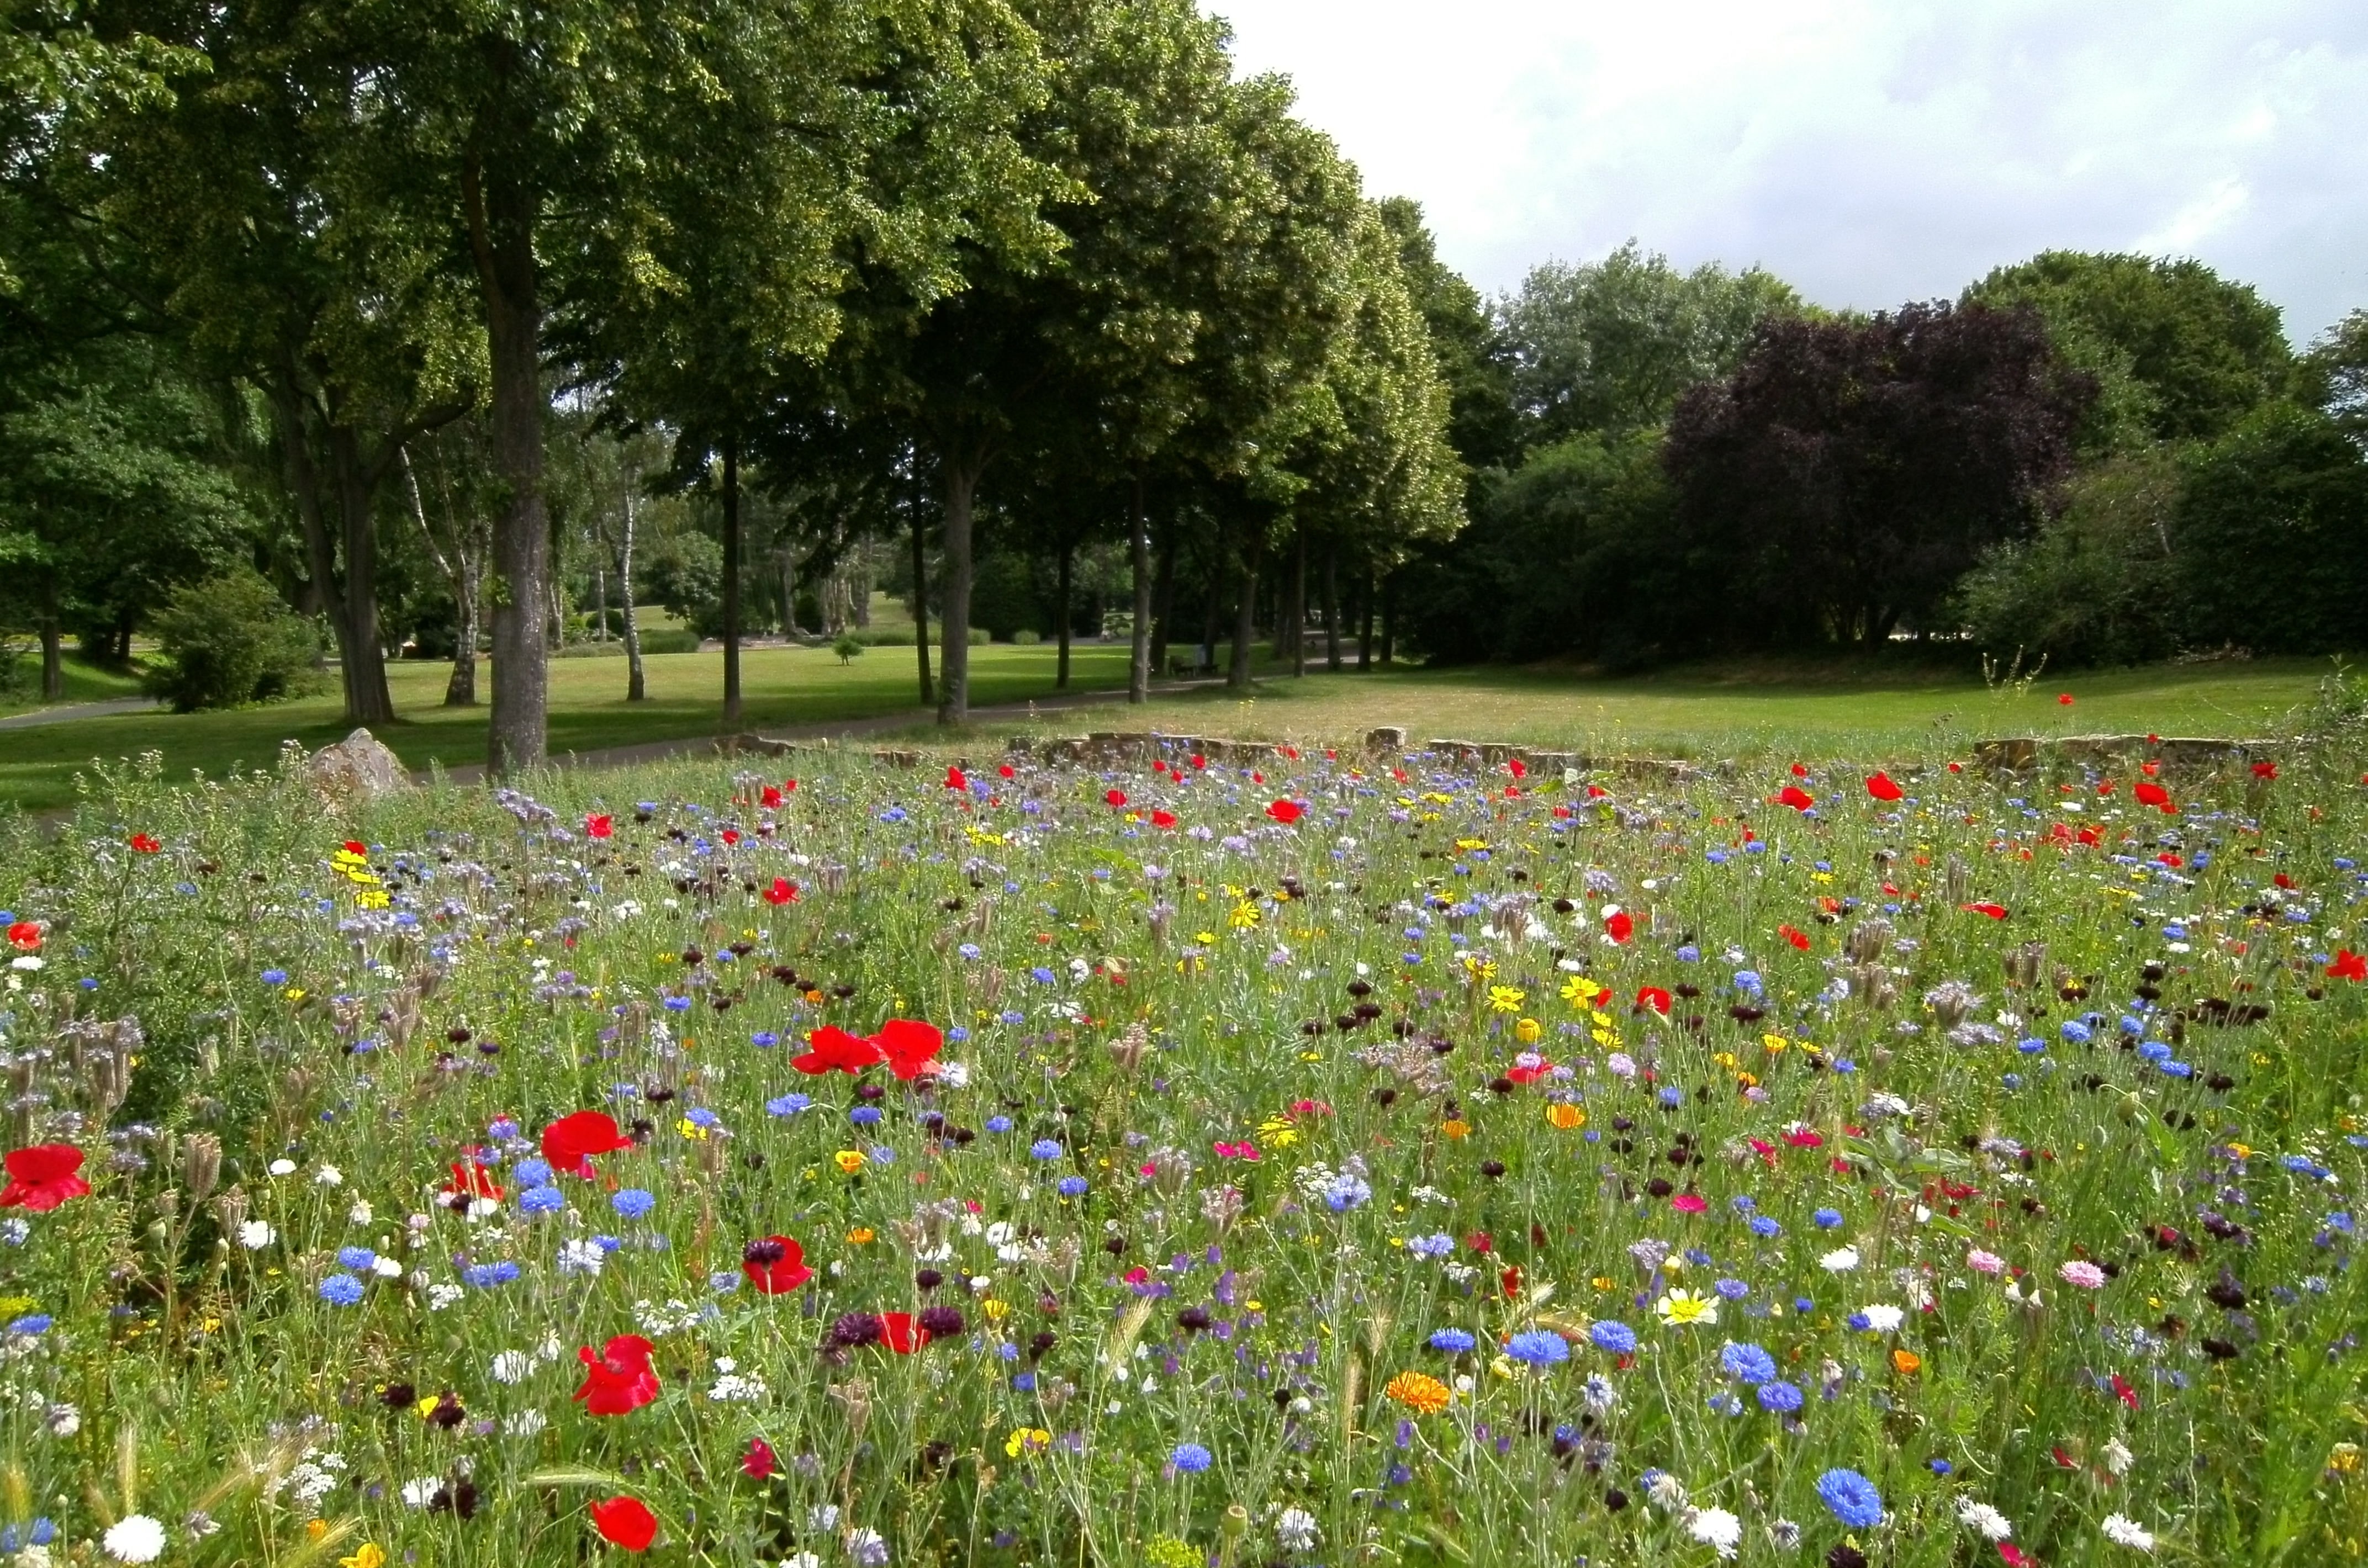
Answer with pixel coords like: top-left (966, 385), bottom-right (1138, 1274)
top-left (541, 1110), bottom-right (635, 1179)
top-left (1635, 986), bottom-right (1672, 1015)
top-left (783, 778), bottom-right (798, 792)
top-left (1775, 785), bottom-right (1815, 812)
top-left (742, 1437), bottom-right (778, 1479)
top-left (1603, 910), bottom-right (1634, 944)
top-left (585, 814), bottom-right (613, 839)
top-left (1266, 799), bottom-right (1303, 825)
top-left (2057, 693), bottom-right (2074, 706)
top-left (1960, 902), bottom-right (2009, 920)
top-left (741, 1235), bottom-right (813, 1294)
top-left (2133, 781), bottom-right (2175, 813)
top-left (878, 1311), bottom-right (929, 1353)
top-left (792, 1025), bottom-right (886, 1077)
top-left (1778, 924), bottom-right (1811, 951)
top-left (1250, 771), bottom-right (1264, 784)
top-left (721, 828), bottom-right (740, 846)
top-left (998, 763), bottom-right (1015, 779)
top-left (944, 766), bottom-right (968, 791)
top-left (760, 785), bottom-right (783, 808)
top-left (762, 877), bottom-right (799, 905)
top-left (343, 839), bottom-right (368, 856)
top-left (1191, 754), bottom-right (1206, 769)
top-left (129, 832), bottom-right (161, 854)
top-left (1789, 761), bottom-right (1808, 777)
top-left (1997, 1545), bottom-right (2036, 1568)
top-left (1507, 758), bottom-right (1527, 779)
top-left (6, 921), bottom-right (39, 952)
top-left (2329, 950), bottom-right (2368, 982)
top-left (1506, 1057), bottom-right (1554, 1085)
top-left (2251, 760), bottom-right (2277, 780)
top-left (1106, 789), bottom-right (1128, 808)
top-left (874, 1018), bottom-right (945, 1081)
top-left (445, 1161), bottom-right (504, 1203)
top-left (575, 1334), bottom-right (660, 1415)
top-left (590, 1496), bottom-right (658, 1551)
top-left (0, 1145), bottom-right (90, 1211)
top-left (1864, 772), bottom-right (1904, 802)
top-left (1150, 809), bottom-right (1177, 829)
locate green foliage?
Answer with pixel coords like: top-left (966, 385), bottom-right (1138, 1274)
top-left (139, 569), bottom-right (321, 712)
top-left (1967, 251), bottom-right (2294, 446)
top-left (2170, 402), bottom-right (2368, 654)
top-left (831, 631), bottom-right (865, 664)
top-left (1499, 241), bottom-right (1801, 447)
top-left (1957, 448), bottom-right (2185, 666)
top-left (1400, 430), bottom-right (1677, 664)
top-left (970, 550), bottom-right (1045, 640)
top-left (2301, 307), bottom-right (2368, 443)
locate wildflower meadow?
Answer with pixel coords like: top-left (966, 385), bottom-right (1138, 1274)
top-left (1, 730), bottom-right (2364, 1568)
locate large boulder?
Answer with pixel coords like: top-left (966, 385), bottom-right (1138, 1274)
top-left (306, 728), bottom-right (411, 807)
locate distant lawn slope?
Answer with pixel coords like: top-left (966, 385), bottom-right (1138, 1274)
top-left (1, 645), bottom-right (2338, 814)
top-left (0, 655), bottom-right (148, 718)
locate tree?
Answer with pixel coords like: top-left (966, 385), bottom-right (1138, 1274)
top-left (1663, 300), bottom-right (2096, 648)
top-left (1500, 241), bottom-right (1800, 448)
top-left (1967, 252), bottom-right (2293, 447)
top-left (1376, 198), bottom-right (1518, 478)
top-left (2301, 308), bottom-right (2368, 444)
top-left (2169, 402), bottom-right (2368, 654)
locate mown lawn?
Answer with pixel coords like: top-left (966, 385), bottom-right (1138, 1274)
top-left (0, 654), bottom-right (150, 718)
top-left (2, 645), bottom-right (2340, 814)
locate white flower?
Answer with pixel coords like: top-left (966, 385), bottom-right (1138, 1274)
top-left (1859, 1304), bottom-right (1905, 1333)
top-left (785, 1557), bottom-right (821, 1568)
top-left (2101, 1514), bottom-right (2155, 1552)
top-left (313, 1164), bottom-right (343, 1186)
top-left (426, 1283), bottom-right (464, 1311)
top-left (557, 1239), bottom-right (606, 1276)
top-left (508, 1410), bottom-right (548, 1438)
top-left (1821, 1247), bottom-right (1860, 1272)
top-left (935, 1061), bottom-right (971, 1089)
top-left (103, 1515), bottom-right (167, 1564)
top-left (348, 1199), bottom-right (374, 1225)
top-left (371, 1256), bottom-right (403, 1279)
top-left (267, 1159), bottom-right (297, 1177)
top-left (10, 954), bottom-right (45, 971)
top-left (43, 1402), bottom-right (80, 1437)
top-left (808, 1505), bottom-right (841, 1532)
top-left (1274, 1507), bottom-right (1319, 1551)
top-left (2102, 1438), bottom-right (2133, 1476)
top-left (490, 1350), bottom-right (533, 1384)
top-left (238, 1220), bottom-right (276, 1249)
top-left (1956, 1498), bottom-right (2013, 1540)
top-left (1646, 1471), bottom-right (1689, 1509)
top-left (400, 1476), bottom-right (442, 1508)
top-left (1686, 1506), bottom-right (1743, 1558)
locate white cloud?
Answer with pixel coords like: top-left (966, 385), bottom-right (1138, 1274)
top-left (1213, 0), bottom-right (2368, 340)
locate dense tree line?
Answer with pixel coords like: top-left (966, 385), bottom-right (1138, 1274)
top-left (0, 0), bottom-right (1458, 757)
top-left (6, 3), bottom-right (2364, 743)
top-left (1404, 245), bottom-right (2368, 668)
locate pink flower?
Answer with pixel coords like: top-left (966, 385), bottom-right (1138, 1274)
top-left (1965, 1248), bottom-right (2006, 1275)
top-left (2057, 1260), bottom-right (2107, 1289)
top-left (1670, 1193), bottom-right (1708, 1214)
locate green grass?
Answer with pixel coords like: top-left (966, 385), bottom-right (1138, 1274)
top-left (929, 655), bottom-right (2342, 759)
top-left (0, 653), bottom-right (149, 717)
top-left (0, 642), bottom-right (1132, 813)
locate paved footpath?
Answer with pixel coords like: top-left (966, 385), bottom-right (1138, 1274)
top-left (0, 696), bottom-right (161, 730)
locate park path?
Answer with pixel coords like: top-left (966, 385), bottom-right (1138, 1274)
top-left (0, 696), bottom-right (160, 730)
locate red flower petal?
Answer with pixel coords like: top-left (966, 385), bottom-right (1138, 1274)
top-left (590, 1496), bottom-right (658, 1551)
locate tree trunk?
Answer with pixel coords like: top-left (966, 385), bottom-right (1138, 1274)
top-left (594, 556), bottom-right (606, 643)
top-left (1128, 475), bottom-right (1150, 703)
top-left (1381, 570), bottom-right (1396, 665)
top-left (326, 426), bottom-right (397, 725)
top-left (1290, 527), bottom-right (1308, 677)
top-left (1227, 538), bottom-right (1261, 690)
top-left (1055, 540), bottom-right (1072, 690)
top-left (781, 543), bottom-right (801, 638)
top-left (620, 485), bottom-right (645, 702)
top-left (1360, 563), bottom-right (1376, 671)
top-left (1149, 513), bottom-right (1175, 677)
top-left (852, 540), bottom-right (871, 627)
top-left (1323, 544), bottom-right (1341, 671)
top-left (937, 450), bottom-right (985, 723)
top-left (721, 433), bottom-right (742, 727)
top-left (908, 469), bottom-right (932, 706)
top-left (1199, 568), bottom-right (1220, 673)
top-left (468, 151), bottom-right (549, 776)
top-left (269, 378), bottom-right (353, 686)
top-left (38, 594), bottom-right (61, 701)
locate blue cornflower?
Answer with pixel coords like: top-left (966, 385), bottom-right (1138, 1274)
top-left (2060, 1020), bottom-right (2092, 1044)
top-left (6, 1313), bottom-right (54, 1336)
top-left (1815, 1469), bottom-right (1885, 1528)
top-left (464, 1261), bottom-right (520, 1288)
top-left (1505, 1331), bottom-right (1569, 1367)
top-left (1719, 1342), bottom-right (1778, 1385)
top-left (261, 968), bottom-right (289, 986)
top-left (1429, 1328), bottom-right (1478, 1353)
top-left (1588, 1320), bottom-right (1638, 1355)
top-left (1056, 1177), bottom-right (1088, 1198)
top-left (986, 1116), bottom-right (1014, 1133)
top-left (337, 1246), bottom-right (378, 1271)
top-left (1030, 967), bottom-right (1057, 985)
top-left (1847, 1312), bottom-right (1872, 1331)
top-left (1713, 1278), bottom-right (1749, 1300)
top-left (318, 1273), bottom-right (364, 1307)
top-left (1657, 1087), bottom-right (1684, 1108)
top-left (611, 1188), bottom-right (658, 1219)
top-left (512, 1158), bottom-right (553, 1185)
top-left (1407, 1233), bottom-right (1455, 1259)
top-left (869, 1146), bottom-right (895, 1166)
top-left (1757, 1379), bottom-right (1805, 1413)
top-left (1171, 1443), bottom-right (1213, 1474)
top-left (1814, 1207), bottom-right (1844, 1228)
top-left (766, 1094), bottom-right (812, 1117)
top-left (850, 1106), bottom-right (884, 1125)
top-left (684, 1107), bottom-right (720, 1128)
top-left (751, 1030), bottom-right (780, 1048)
top-left (1323, 1173), bottom-right (1372, 1212)
top-left (1030, 1138), bottom-right (1065, 1161)
top-left (1749, 1214), bottom-right (1783, 1237)
top-left (662, 995), bottom-right (693, 1013)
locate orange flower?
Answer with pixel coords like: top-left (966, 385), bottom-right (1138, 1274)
top-left (1544, 1103), bottom-right (1585, 1130)
top-left (1384, 1371), bottom-right (1451, 1415)
top-left (1441, 1119), bottom-right (1471, 1141)
top-left (1891, 1348), bottom-right (1922, 1376)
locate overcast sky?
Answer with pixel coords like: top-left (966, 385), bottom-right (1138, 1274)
top-left (1214, 0), bottom-right (2368, 343)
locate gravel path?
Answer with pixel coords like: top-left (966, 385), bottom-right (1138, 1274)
top-left (0, 696), bottom-right (160, 730)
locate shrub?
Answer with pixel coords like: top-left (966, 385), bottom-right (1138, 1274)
top-left (1957, 449), bottom-right (2184, 666)
top-left (1011, 627), bottom-right (1042, 645)
top-left (2170, 402), bottom-right (2368, 654)
top-left (832, 632), bottom-right (864, 665)
top-left (140, 570), bottom-right (320, 712)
